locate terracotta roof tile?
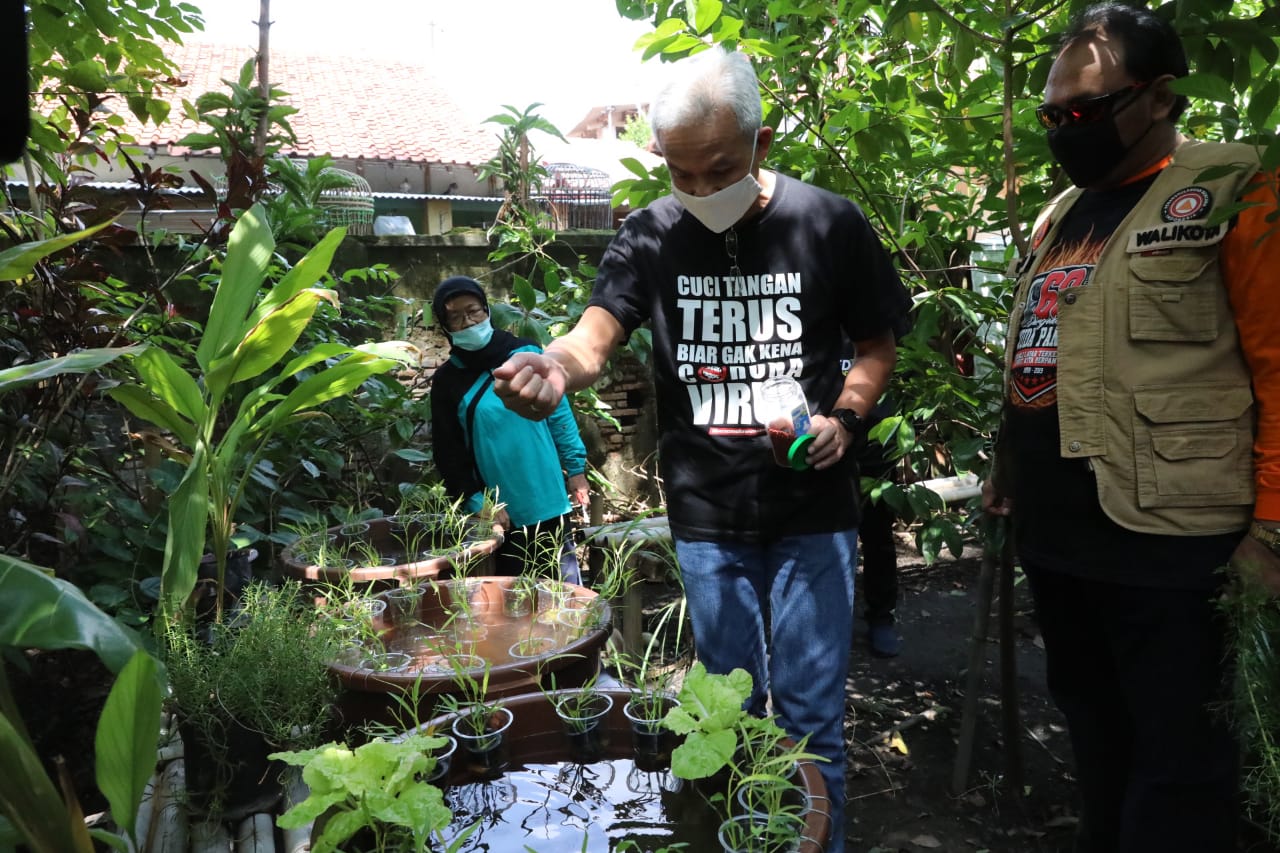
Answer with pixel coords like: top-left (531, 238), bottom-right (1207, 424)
top-left (121, 41), bottom-right (497, 166)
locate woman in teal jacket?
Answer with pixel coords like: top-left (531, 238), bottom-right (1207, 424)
top-left (429, 276), bottom-right (589, 581)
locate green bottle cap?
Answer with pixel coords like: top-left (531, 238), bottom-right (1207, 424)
top-left (787, 433), bottom-right (816, 471)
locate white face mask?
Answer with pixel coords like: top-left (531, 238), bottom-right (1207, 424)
top-left (670, 134), bottom-right (762, 233)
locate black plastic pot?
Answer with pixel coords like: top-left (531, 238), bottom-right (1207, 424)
top-left (179, 714), bottom-right (281, 822)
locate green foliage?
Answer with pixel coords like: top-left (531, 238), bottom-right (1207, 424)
top-left (178, 58), bottom-right (298, 162)
top-left (0, 555), bottom-right (152, 675)
top-left (20, 0), bottom-right (203, 189)
top-left (620, 112), bottom-right (653, 149)
top-left (664, 662), bottom-right (819, 849)
top-left (93, 651), bottom-right (163, 848)
top-left (479, 104), bottom-right (649, 433)
top-left (159, 580), bottom-right (342, 817)
top-left (272, 734), bottom-right (467, 853)
top-left (665, 661), bottom-right (755, 779)
top-left (109, 203), bottom-right (417, 621)
top-left (0, 554), bottom-right (164, 853)
top-left (1227, 584), bottom-right (1280, 842)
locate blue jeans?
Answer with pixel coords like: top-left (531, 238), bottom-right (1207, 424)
top-left (676, 530), bottom-right (857, 853)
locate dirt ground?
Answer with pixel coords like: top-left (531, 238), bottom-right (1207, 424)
top-left (839, 533), bottom-right (1280, 853)
top-left (10, 532), bottom-right (1280, 852)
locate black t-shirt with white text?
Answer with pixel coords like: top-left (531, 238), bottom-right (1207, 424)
top-left (590, 174), bottom-right (911, 542)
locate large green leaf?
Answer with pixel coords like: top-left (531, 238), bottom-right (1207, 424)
top-left (196, 203), bottom-right (274, 373)
top-left (107, 386), bottom-right (197, 451)
top-left (160, 447), bottom-right (210, 619)
top-left (0, 347), bottom-right (143, 395)
top-left (131, 347), bottom-right (205, 425)
top-left (0, 556), bottom-right (148, 675)
top-left (95, 651), bottom-right (162, 845)
top-left (244, 227), bottom-right (347, 329)
top-left (0, 711), bottom-right (85, 853)
top-left (1168, 72), bottom-right (1235, 104)
top-left (261, 355), bottom-right (400, 431)
top-left (0, 220), bottom-right (116, 281)
top-left (226, 289), bottom-right (336, 386)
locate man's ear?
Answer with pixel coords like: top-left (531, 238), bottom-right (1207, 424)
top-left (1149, 74), bottom-right (1178, 123)
top-left (756, 125), bottom-right (775, 163)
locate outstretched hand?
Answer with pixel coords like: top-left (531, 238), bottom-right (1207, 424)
top-left (492, 352), bottom-right (567, 421)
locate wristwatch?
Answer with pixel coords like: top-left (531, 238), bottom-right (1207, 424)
top-left (1248, 521), bottom-right (1280, 555)
top-left (829, 408), bottom-right (865, 437)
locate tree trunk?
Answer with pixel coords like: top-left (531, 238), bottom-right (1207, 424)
top-left (252, 0), bottom-right (271, 159)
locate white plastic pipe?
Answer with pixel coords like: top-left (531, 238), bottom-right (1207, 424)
top-left (234, 813), bottom-right (275, 853)
top-left (190, 817), bottom-right (232, 853)
top-left (280, 769), bottom-right (313, 853)
top-left (149, 760), bottom-right (189, 853)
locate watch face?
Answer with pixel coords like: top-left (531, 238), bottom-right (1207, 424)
top-left (835, 409), bottom-right (860, 432)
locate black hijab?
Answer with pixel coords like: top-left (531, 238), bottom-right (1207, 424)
top-left (430, 276), bottom-right (541, 501)
top-left (432, 276), bottom-right (536, 374)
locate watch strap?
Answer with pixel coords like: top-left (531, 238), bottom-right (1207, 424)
top-left (830, 408), bottom-right (863, 434)
top-left (1248, 521), bottom-right (1280, 554)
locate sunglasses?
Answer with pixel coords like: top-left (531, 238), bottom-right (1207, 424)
top-left (1035, 81), bottom-right (1149, 130)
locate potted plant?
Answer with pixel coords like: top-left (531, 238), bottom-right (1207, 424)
top-left (437, 660), bottom-right (513, 778)
top-left (109, 202), bottom-right (417, 623)
top-left (278, 486), bottom-right (503, 594)
top-left (546, 672), bottom-right (615, 763)
top-left (665, 663), bottom-right (824, 853)
top-left (272, 733), bottom-right (477, 853)
top-left (160, 580), bottom-right (343, 819)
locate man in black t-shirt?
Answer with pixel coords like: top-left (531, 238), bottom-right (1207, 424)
top-left (493, 46), bottom-right (910, 852)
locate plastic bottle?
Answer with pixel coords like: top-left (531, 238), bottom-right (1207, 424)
top-left (760, 376), bottom-right (815, 471)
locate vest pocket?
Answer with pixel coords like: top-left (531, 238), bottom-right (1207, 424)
top-left (1131, 385), bottom-right (1254, 509)
top-left (1127, 251), bottom-right (1219, 342)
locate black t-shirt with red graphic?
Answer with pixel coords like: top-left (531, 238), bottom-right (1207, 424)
top-left (1005, 174), bottom-right (1237, 588)
top-left (590, 174), bottom-right (911, 542)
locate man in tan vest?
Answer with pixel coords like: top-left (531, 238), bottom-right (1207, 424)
top-left (983, 3), bottom-right (1280, 851)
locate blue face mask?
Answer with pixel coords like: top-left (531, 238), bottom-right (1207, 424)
top-left (451, 317), bottom-right (494, 351)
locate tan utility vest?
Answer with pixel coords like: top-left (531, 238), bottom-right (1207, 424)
top-left (1005, 141), bottom-right (1261, 535)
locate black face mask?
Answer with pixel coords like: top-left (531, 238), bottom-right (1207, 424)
top-left (1047, 114), bottom-right (1156, 188)
top-left (1046, 117), bottom-right (1129, 188)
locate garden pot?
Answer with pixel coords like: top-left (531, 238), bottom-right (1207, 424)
top-left (193, 548), bottom-right (258, 618)
top-left (277, 516), bottom-right (503, 598)
top-left (622, 693), bottom-right (680, 769)
top-left (179, 715), bottom-right (282, 822)
top-left (553, 691), bottom-right (614, 763)
top-left (451, 706), bottom-right (515, 778)
top-left (717, 812), bottom-right (810, 853)
top-left (413, 689), bottom-right (831, 853)
top-left (328, 576), bottom-right (612, 731)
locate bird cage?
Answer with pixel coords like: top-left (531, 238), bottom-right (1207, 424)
top-left (533, 163), bottom-right (612, 230)
top-left (213, 163), bottom-right (375, 235)
top-left (315, 168), bottom-right (375, 236)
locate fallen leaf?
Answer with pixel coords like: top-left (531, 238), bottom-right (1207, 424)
top-left (889, 731), bottom-right (910, 755)
top-left (910, 834), bottom-right (942, 848)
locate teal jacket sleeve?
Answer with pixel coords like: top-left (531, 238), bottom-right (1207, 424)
top-left (547, 395), bottom-right (587, 477)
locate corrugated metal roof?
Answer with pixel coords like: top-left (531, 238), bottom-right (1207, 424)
top-left (4, 179), bottom-right (204, 195)
top-left (373, 192), bottom-right (500, 203)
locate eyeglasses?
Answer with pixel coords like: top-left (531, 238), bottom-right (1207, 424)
top-left (445, 306), bottom-right (487, 328)
top-left (1035, 81), bottom-right (1149, 130)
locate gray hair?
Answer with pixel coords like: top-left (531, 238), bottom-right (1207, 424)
top-left (650, 46), bottom-right (762, 142)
